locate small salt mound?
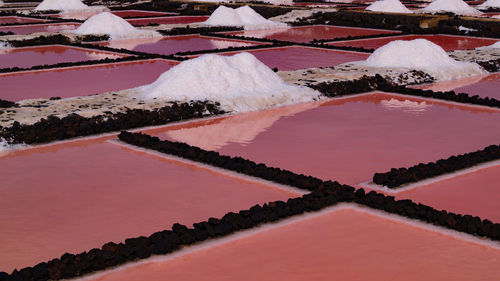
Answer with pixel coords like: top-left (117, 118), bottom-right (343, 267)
top-left (362, 39), bottom-right (485, 80)
top-left (72, 12), bottom-right (160, 40)
top-left (366, 0), bottom-right (413, 13)
top-left (35, 0), bottom-right (89, 11)
top-left (478, 0), bottom-right (500, 9)
top-left (204, 6), bottom-right (288, 30)
top-left (0, 1), bottom-right (4, 7)
top-left (421, 0), bottom-right (482, 16)
top-left (138, 52), bottom-right (319, 112)
top-left (476, 41), bottom-right (500, 49)
top-left (0, 41), bottom-right (10, 48)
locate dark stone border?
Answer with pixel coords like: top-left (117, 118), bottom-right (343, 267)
top-left (174, 41), bottom-right (292, 57)
top-left (0, 31), bottom-right (14, 36)
top-left (310, 32), bottom-right (406, 44)
top-left (5, 34), bottom-right (109, 48)
top-left (158, 26), bottom-right (243, 36)
top-left (0, 99), bottom-right (17, 108)
top-left (373, 144), bottom-right (500, 188)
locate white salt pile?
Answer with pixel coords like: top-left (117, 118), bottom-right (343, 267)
top-left (0, 1), bottom-right (4, 7)
top-left (420, 0), bottom-right (482, 16)
top-left (476, 41), bottom-right (500, 49)
top-left (138, 52), bottom-right (320, 112)
top-left (0, 41), bottom-right (10, 48)
top-left (35, 0), bottom-right (89, 11)
top-left (366, 0), bottom-right (413, 13)
top-left (204, 6), bottom-right (288, 30)
top-left (361, 39), bottom-right (485, 80)
top-left (478, 0), bottom-right (500, 9)
top-left (72, 12), bottom-right (161, 40)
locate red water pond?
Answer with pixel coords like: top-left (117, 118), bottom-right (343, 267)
top-left (329, 34), bottom-right (498, 51)
top-left (0, 138), bottom-right (298, 272)
top-left (88, 207), bottom-right (500, 281)
top-left (414, 73), bottom-right (500, 99)
top-left (0, 45), bottom-right (127, 69)
top-left (0, 22), bottom-right (80, 35)
top-left (193, 46), bottom-right (370, 71)
top-left (127, 16), bottom-right (209, 26)
top-left (0, 16), bottom-right (47, 25)
top-left (0, 59), bottom-right (177, 101)
top-left (98, 34), bottom-right (262, 55)
top-left (147, 92), bottom-right (500, 186)
top-left (225, 25), bottom-right (398, 43)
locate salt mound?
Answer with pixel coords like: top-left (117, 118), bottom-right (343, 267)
top-left (138, 52), bottom-right (320, 112)
top-left (366, 0), bottom-right (413, 13)
top-left (421, 0), bottom-right (482, 15)
top-left (476, 41), bottom-right (500, 49)
top-left (35, 0), bottom-right (89, 11)
top-left (72, 12), bottom-right (160, 40)
top-left (204, 6), bottom-right (288, 30)
top-left (362, 39), bottom-right (485, 80)
top-left (0, 1), bottom-right (3, 7)
top-left (0, 41), bottom-right (10, 48)
top-left (478, 0), bottom-right (500, 9)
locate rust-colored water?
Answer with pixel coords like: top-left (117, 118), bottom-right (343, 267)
top-left (127, 16), bottom-right (209, 26)
top-left (0, 59), bottom-right (177, 101)
top-left (0, 16), bottom-right (47, 24)
top-left (0, 138), bottom-right (298, 272)
top-left (329, 34), bottom-right (498, 51)
top-left (0, 45), bottom-right (126, 69)
top-left (0, 22), bottom-right (80, 35)
top-left (88, 207), bottom-right (500, 281)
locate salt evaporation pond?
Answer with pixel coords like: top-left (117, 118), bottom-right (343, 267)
top-left (0, 45), bottom-right (127, 69)
top-left (329, 34), bottom-right (499, 51)
top-left (0, 59), bottom-right (177, 101)
top-left (127, 16), bottom-right (209, 26)
top-left (0, 138), bottom-right (299, 272)
top-left (225, 25), bottom-right (399, 43)
top-left (84, 207), bottom-right (500, 281)
top-left (97, 34), bottom-right (262, 55)
top-left (0, 22), bottom-right (80, 35)
top-left (0, 16), bottom-right (48, 24)
top-left (416, 73), bottom-right (500, 99)
top-left (111, 10), bottom-right (175, 18)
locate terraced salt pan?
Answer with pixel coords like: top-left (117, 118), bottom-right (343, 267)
top-left (414, 73), bottom-right (500, 99)
top-left (0, 59), bottom-right (177, 101)
top-left (0, 138), bottom-right (299, 272)
top-left (0, 45), bottom-right (126, 69)
top-left (0, 16), bottom-right (48, 24)
top-left (81, 206), bottom-right (500, 281)
top-left (224, 25), bottom-right (399, 43)
top-left (0, 22), bottom-right (80, 35)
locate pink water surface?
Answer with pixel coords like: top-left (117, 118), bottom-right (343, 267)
top-left (0, 45), bottom-right (127, 69)
top-left (0, 16), bottom-right (47, 24)
top-left (88, 207), bottom-right (500, 281)
top-left (0, 138), bottom-right (298, 272)
top-left (415, 73), bottom-right (500, 99)
top-left (225, 25), bottom-right (398, 43)
top-left (127, 16), bottom-right (209, 26)
top-left (111, 10), bottom-right (175, 18)
top-left (329, 34), bottom-right (499, 51)
top-left (0, 59), bottom-right (177, 101)
top-left (0, 22), bottom-right (80, 35)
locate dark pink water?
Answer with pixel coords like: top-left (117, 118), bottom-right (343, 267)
top-left (0, 45), bottom-right (127, 69)
top-left (98, 34), bottom-right (262, 55)
top-left (195, 46), bottom-right (370, 71)
top-left (0, 138), bottom-right (298, 272)
top-left (225, 25), bottom-right (398, 43)
top-left (127, 16), bottom-right (209, 26)
top-left (329, 34), bottom-right (499, 51)
top-left (111, 10), bottom-right (176, 18)
top-left (88, 207), bottom-right (500, 281)
top-left (0, 16), bottom-right (47, 24)
top-left (414, 73), bottom-right (500, 99)
top-left (0, 22), bottom-right (80, 35)
top-left (0, 59), bottom-right (177, 101)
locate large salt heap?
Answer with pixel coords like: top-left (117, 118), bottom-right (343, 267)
top-left (72, 12), bottom-right (161, 40)
top-left (366, 0), bottom-right (413, 13)
top-left (204, 6), bottom-right (288, 30)
top-left (478, 0), bottom-right (500, 9)
top-left (362, 39), bottom-right (485, 80)
top-left (138, 52), bottom-right (319, 112)
top-left (421, 0), bottom-right (482, 16)
top-left (35, 0), bottom-right (89, 11)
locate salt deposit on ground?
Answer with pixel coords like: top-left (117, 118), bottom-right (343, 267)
top-left (476, 41), bottom-right (500, 50)
top-left (361, 39), bottom-right (485, 80)
top-left (204, 6), bottom-right (288, 30)
top-left (72, 12), bottom-right (161, 40)
top-left (35, 0), bottom-right (89, 11)
top-left (0, 41), bottom-right (11, 48)
top-left (420, 0), bottom-right (482, 16)
top-left (138, 52), bottom-right (320, 112)
top-left (366, 0), bottom-right (413, 13)
top-left (478, 0), bottom-right (500, 9)
top-left (380, 98), bottom-right (431, 114)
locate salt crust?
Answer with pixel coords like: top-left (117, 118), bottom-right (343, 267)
top-left (366, 0), bottom-right (413, 13)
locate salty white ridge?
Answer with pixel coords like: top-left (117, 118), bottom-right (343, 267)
top-left (204, 6), bottom-right (288, 30)
top-left (366, 0), bottom-right (413, 13)
top-left (72, 12), bottom-right (161, 40)
top-left (35, 0), bottom-right (89, 11)
top-left (478, 0), bottom-right (500, 9)
top-left (476, 41), bottom-right (500, 50)
top-left (361, 39), bottom-right (485, 80)
top-left (138, 52), bottom-right (320, 112)
top-left (420, 0), bottom-right (482, 16)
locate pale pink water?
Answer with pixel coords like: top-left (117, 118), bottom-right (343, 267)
top-left (88, 207), bottom-right (500, 281)
top-left (0, 138), bottom-right (298, 272)
top-left (0, 16), bottom-right (47, 24)
top-left (111, 10), bottom-right (175, 18)
top-left (415, 73), bottom-right (500, 99)
top-left (0, 45), bottom-right (126, 69)
top-left (225, 25), bottom-right (398, 43)
top-left (329, 34), bottom-right (498, 51)
top-left (127, 16), bottom-right (209, 26)
top-left (0, 22), bottom-right (80, 35)
top-left (0, 59), bottom-right (177, 101)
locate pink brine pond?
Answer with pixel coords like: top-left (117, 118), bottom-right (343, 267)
top-left (0, 22), bottom-right (80, 35)
top-left (0, 16), bottom-right (48, 25)
top-left (126, 16), bottom-right (209, 26)
top-left (414, 73), bottom-right (500, 99)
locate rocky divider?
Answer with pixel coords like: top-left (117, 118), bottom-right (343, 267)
top-left (5, 34), bottom-right (110, 48)
top-left (0, 31), bottom-right (14, 36)
top-left (174, 41), bottom-right (292, 56)
top-left (373, 144), bottom-right (500, 188)
top-left (158, 26), bottom-right (243, 36)
top-left (310, 32), bottom-right (405, 44)
top-left (0, 101), bottom-right (224, 145)
top-left (476, 58), bottom-right (500, 72)
top-left (0, 99), bottom-right (17, 108)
